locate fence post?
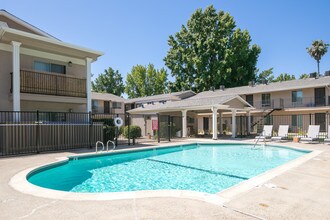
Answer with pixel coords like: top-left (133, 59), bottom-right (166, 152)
top-left (127, 114), bottom-right (130, 145)
top-left (115, 114), bottom-right (119, 146)
top-left (36, 110), bottom-right (40, 153)
top-left (157, 113), bottom-right (160, 143)
top-left (89, 111), bottom-right (93, 149)
top-left (168, 115), bottom-right (171, 142)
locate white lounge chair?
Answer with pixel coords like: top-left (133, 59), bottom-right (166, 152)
top-left (324, 125), bottom-right (330, 144)
top-left (271, 125), bottom-right (289, 142)
top-left (300, 125), bottom-right (320, 143)
top-left (255, 125), bottom-right (273, 141)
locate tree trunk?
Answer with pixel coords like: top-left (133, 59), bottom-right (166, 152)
top-left (317, 60), bottom-right (320, 77)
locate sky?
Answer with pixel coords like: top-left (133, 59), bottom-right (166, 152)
top-left (2, 0), bottom-right (330, 86)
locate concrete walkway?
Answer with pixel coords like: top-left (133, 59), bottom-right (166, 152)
top-left (1, 140), bottom-right (330, 219)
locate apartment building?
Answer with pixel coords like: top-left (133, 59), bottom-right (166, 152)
top-left (91, 92), bottom-right (125, 115)
top-left (0, 10), bottom-right (103, 113)
top-left (128, 75), bottom-right (330, 138)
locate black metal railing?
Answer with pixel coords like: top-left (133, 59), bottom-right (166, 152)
top-left (252, 97), bottom-right (329, 109)
top-left (0, 111), bottom-right (133, 156)
top-left (10, 70), bottom-right (87, 98)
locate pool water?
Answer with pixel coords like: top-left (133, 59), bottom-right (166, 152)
top-left (28, 143), bottom-right (308, 194)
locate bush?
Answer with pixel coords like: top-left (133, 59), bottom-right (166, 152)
top-left (123, 125), bottom-right (142, 139)
top-left (93, 118), bottom-right (114, 126)
top-left (103, 125), bottom-right (116, 141)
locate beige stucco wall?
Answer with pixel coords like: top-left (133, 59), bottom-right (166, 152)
top-left (21, 100), bottom-right (86, 112)
top-left (0, 50), bottom-right (13, 110)
top-left (92, 100), bottom-right (125, 114)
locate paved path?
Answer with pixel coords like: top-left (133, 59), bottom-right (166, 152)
top-left (1, 140), bottom-right (330, 219)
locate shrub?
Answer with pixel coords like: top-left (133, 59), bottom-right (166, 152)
top-left (93, 118), bottom-right (114, 126)
top-left (103, 125), bottom-right (116, 141)
top-left (123, 125), bottom-right (142, 139)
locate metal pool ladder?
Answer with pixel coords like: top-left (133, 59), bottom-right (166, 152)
top-left (95, 141), bottom-right (105, 153)
top-left (106, 140), bottom-right (116, 151)
top-left (95, 140), bottom-right (116, 153)
top-left (253, 130), bottom-right (266, 149)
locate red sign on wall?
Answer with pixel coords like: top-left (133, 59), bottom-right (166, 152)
top-left (152, 120), bottom-right (158, 130)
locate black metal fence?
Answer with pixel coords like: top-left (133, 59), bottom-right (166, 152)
top-left (0, 111), bottom-right (132, 156)
top-left (223, 113), bottom-right (330, 139)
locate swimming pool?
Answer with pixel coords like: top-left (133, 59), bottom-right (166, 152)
top-left (27, 143), bottom-right (309, 194)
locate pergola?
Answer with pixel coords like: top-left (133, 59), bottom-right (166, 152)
top-left (127, 95), bottom-right (254, 139)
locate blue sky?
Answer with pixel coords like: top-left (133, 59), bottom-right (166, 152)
top-left (3, 0), bottom-right (330, 84)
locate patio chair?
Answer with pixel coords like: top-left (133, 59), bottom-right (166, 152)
top-left (255, 125), bottom-right (273, 141)
top-left (271, 125), bottom-right (289, 142)
top-left (300, 125), bottom-right (320, 143)
top-left (324, 125), bottom-right (330, 144)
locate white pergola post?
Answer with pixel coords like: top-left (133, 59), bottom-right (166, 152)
top-left (212, 106), bottom-right (218, 140)
top-left (231, 109), bottom-right (237, 138)
top-left (11, 41), bottom-right (21, 112)
top-left (182, 110), bottom-right (187, 138)
top-left (86, 57), bottom-right (93, 113)
top-left (247, 111), bottom-right (251, 135)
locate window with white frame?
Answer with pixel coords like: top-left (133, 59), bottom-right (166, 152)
top-left (262, 93), bottom-right (271, 107)
top-left (292, 90), bottom-right (303, 106)
top-left (112, 102), bottom-right (122, 109)
top-left (34, 61), bottom-right (66, 74)
top-left (92, 100), bottom-right (99, 113)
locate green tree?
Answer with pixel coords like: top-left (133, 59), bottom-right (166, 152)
top-left (125, 64), bottom-right (168, 98)
top-left (92, 67), bottom-right (124, 96)
top-left (299, 73), bottom-right (309, 79)
top-left (164, 5), bottom-right (261, 93)
top-left (307, 40), bottom-right (329, 76)
top-left (255, 68), bottom-right (274, 83)
top-left (273, 73), bottom-right (296, 82)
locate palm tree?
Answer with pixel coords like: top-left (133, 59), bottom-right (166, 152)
top-left (307, 40), bottom-right (329, 76)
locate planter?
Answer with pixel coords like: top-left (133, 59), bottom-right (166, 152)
top-left (293, 137), bottom-right (300, 143)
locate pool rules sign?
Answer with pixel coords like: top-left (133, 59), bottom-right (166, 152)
top-left (152, 120), bottom-right (158, 130)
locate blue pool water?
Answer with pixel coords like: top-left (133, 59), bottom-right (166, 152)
top-left (28, 143), bottom-right (308, 194)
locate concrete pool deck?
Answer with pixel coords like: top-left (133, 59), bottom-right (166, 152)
top-left (1, 139), bottom-right (330, 219)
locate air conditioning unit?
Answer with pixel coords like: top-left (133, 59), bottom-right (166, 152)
top-left (219, 85), bottom-right (225, 91)
top-left (309, 72), bottom-right (317, 78)
top-left (325, 70), bottom-right (330, 76)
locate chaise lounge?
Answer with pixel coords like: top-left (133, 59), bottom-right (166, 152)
top-left (300, 125), bottom-right (320, 143)
top-left (255, 125), bottom-right (273, 142)
top-left (271, 125), bottom-right (289, 142)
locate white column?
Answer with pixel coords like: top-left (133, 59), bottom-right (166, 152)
top-left (182, 110), bottom-right (187, 138)
top-left (231, 109), bottom-right (237, 138)
top-left (212, 106), bottom-right (218, 140)
top-left (86, 57), bottom-right (93, 112)
top-left (247, 111), bottom-right (251, 134)
top-left (11, 41), bottom-right (21, 112)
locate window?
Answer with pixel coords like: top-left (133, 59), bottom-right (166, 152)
top-left (34, 61), bottom-right (66, 74)
top-left (203, 117), bottom-right (209, 131)
top-left (188, 117), bottom-right (195, 124)
top-left (292, 90), bottom-right (303, 106)
top-left (246, 95), bottom-right (253, 106)
top-left (104, 101), bottom-right (110, 114)
top-left (292, 115), bottom-right (302, 127)
top-left (112, 102), bottom-right (121, 109)
top-left (92, 100), bottom-right (99, 113)
top-left (262, 93), bottom-right (271, 107)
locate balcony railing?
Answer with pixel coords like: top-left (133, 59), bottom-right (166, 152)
top-left (250, 97), bottom-right (330, 109)
top-left (11, 70), bottom-right (87, 98)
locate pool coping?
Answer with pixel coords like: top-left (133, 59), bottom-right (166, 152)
top-left (9, 141), bottom-right (322, 206)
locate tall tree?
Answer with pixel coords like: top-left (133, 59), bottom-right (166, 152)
top-left (255, 68), bottom-right (275, 83)
top-left (164, 5), bottom-right (261, 93)
top-left (125, 64), bottom-right (168, 98)
top-left (273, 73), bottom-right (296, 82)
top-left (299, 73), bottom-right (309, 79)
top-left (92, 67), bottom-right (125, 96)
top-left (307, 40), bottom-right (329, 76)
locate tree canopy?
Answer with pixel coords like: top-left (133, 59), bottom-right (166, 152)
top-left (255, 68), bottom-right (274, 83)
top-left (92, 67), bottom-right (125, 96)
top-left (125, 64), bottom-right (168, 98)
top-left (273, 73), bottom-right (296, 82)
top-left (164, 5), bottom-right (261, 93)
top-left (299, 73), bottom-right (309, 79)
top-left (307, 40), bottom-right (329, 75)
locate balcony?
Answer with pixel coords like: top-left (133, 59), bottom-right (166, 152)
top-left (251, 97), bottom-right (330, 110)
top-left (11, 70), bottom-right (87, 98)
